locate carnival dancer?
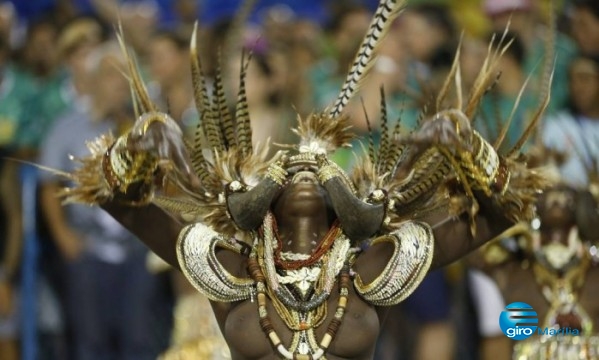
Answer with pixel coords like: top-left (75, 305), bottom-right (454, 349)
top-left (49, 0), bottom-right (553, 358)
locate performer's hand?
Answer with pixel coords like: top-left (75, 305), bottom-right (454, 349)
top-left (128, 113), bottom-right (199, 189)
top-left (397, 110), bottom-right (472, 168)
top-left (405, 110), bottom-right (472, 154)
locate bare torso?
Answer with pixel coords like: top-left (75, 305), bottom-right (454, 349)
top-left (208, 176), bottom-right (391, 360)
top-left (220, 285), bottom-right (382, 360)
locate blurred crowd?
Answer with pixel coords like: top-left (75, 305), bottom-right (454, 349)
top-left (0, 0), bottom-right (598, 359)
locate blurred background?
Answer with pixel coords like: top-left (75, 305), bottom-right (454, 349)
top-left (0, 0), bottom-right (597, 359)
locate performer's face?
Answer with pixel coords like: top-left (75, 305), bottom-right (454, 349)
top-left (536, 187), bottom-right (577, 230)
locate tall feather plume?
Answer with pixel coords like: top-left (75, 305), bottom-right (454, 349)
top-left (116, 23), bottom-right (156, 114)
top-left (507, 4), bottom-right (556, 158)
top-left (189, 127), bottom-right (215, 187)
top-left (329, 0), bottom-right (406, 118)
top-left (376, 87), bottom-right (390, 173)
top-left (235, 51), bottom-right (253, 157)
top-left (493, 66), bottom-right (535, 149)
top-left (223, 0), bottom-right (258, 65)
top-left (209, 0), bottom-right (257, 153)
top-left (464, 28), bottom-right (513, 118)
top-left (435, 34), bottom-right (463, 112)
top-left (213, 50), bottom-right (233, 149)
top-left (386, 110), bottom-right (405, 175)
top-left (360, 98), bottom-right (376, 164)
top-left (189, 23), bottom-right (213, 180)
top-left (189, 24), bottom-right (212, 120)
top-left (454, 42), bottom-right (464, 111)
top-left (507, 73), bottom-right (553, 158)
top-left (221, 105), bottom-right (237, 150)
top-left (205, 71), bottom-right (225, 152)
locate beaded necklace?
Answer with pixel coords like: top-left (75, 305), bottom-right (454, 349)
top-left (249, 213), bottom-right (353, 358)
top-left (260, 213), bottom-right (350, 312)
top-left (249, 257), bottom-right (350, 359)
top-left (530, 229), bottom-right (593, 334)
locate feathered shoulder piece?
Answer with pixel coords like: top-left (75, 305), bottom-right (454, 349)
top-left (55, 5), bottom-right (280, 237)
top-left (349, 25), bottom-right (557, 230)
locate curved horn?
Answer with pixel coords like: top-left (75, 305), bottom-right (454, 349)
top-left (322, 177), bottom-right (385, 242)
top-left (226, 178), bottom-right (282, 230)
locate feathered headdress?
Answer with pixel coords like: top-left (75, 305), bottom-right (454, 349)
top-left (148, 0), bottom-right (410, 239)
top-left (62, 0), bottom-right (554, 242)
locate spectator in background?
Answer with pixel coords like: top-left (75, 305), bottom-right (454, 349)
top-left (483, 0), bottom-right (577, 115)
top-left (0, 2), bottom-right (16, 45)
top-left (38, 42), bottom-right (171, 360)
top-left (170, 0), bottom-right (200, 34)
top-left (308, 3), bottom-right (371, 111)
top-left (56, 17), bottom-right (103, 108)
top-left (0, 31), bottom-right (22, 360)
top-left (0, 16), bottom-right (65, 358)
top-left (399, 3), bottom-right (457, 88)
top-left (542, 53), bottom-right (599, 188)
top-left (89, 0), bottom-right (158, 57)
top-left (147, 30), bottom-right (195, 137)
top-left (37, 17), bottom-right (104, 358)
top-left (11, 17), bottom-right (65, 157)
top-left (259, 7), bottom-right (325, 116)
top-left (570, 0), bottom-right (599, 57)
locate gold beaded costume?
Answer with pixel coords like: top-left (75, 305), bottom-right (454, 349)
top-left (51, 0), bottom-right (554, 358)
top-left (482, 207), bottom-right (599, 359)
top-left (478, 143), bottom-right (599, 359)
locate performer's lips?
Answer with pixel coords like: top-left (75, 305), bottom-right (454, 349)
top-left (291, 170), bottom-right (318, 184)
